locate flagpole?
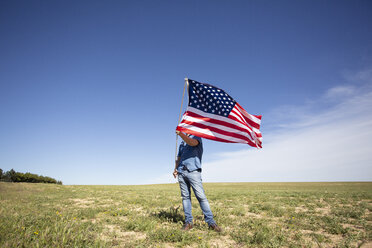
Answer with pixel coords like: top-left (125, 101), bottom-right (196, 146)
top-left (175, 78), bottom-right (188, 161)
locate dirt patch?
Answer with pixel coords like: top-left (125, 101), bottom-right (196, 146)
top-left (245, 212), bottom-right (264, 219)
top-left (208, 235), bottom-right (240, 248)
top-left (301, 229), bottom-right (344, 247)
top-left (70, 198), bottom-right (95, 208)
top-left (100, 224), bottom-right (146, 243)
top-left (361, 241), bottom-right (372, 248)
top-left (295, 206), bottom-right (308, 213)
top-left (315, 206), bottom-right (331, 215)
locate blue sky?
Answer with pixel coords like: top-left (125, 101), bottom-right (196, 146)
top-left (1, 0), bottom-right (372, 184)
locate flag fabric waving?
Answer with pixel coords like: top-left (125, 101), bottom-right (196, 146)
top-left (176, 79), bottom-right (262, 148)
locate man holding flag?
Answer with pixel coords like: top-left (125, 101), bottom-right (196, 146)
top-left (173, 130), bottom-right (222, 232)
top-left (174, 79), bottom-right (262, 231)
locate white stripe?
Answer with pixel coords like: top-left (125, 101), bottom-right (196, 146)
top-left (181, 114), bottom-right (256, 142)
top-left (230, 109), bottom-right (248, 125)
top-left (186, 107), bottom-right (257, 135)
top-left (187, 106), bottom-right (262, 137)
top-left (236, 104), bottom-right (261, 125)
top-left (230, 107), bottom-right (262, 135)
top-left (178, 123), bottom-right (248, 144)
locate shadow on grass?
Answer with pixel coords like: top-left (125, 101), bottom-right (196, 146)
top-left (152, 206), bottom-right (184, 223)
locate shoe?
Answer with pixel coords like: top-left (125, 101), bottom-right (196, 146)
top-left (209, 223), bottom-right (222, 232)
top-left (181, 222), bottom-right (193, 231)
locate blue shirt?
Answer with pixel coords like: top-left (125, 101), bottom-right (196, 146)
top-left (177, 135), bottom-right (203, 173)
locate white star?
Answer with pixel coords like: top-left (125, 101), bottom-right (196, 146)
top-left (204, 108), bottom-right (207, 111)
top-left (197, 105), bottom-right (200, 108)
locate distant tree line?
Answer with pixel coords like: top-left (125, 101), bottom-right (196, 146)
top-left (0, 168), bottom-right (62, 184)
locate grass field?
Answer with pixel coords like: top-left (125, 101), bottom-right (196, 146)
top-left (0, 182), bottom-right (371, 247)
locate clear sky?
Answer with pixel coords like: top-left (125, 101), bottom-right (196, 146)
top-left (1, 0), bottom-right (372, 185)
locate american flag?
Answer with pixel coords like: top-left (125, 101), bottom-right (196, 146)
top-left (176, 79), bottom-right (262, 148)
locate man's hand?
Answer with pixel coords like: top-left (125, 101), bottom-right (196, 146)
top-left (176, 130), bottom-right (180, 135)
top-left (173, 169), bottom-right (178, 178)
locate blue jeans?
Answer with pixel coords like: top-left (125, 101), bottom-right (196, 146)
top-left (178, 170), bottom-right (216, 225)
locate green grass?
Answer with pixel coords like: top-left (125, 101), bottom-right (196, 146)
top-left (0, 182), bottom-right (371, 247)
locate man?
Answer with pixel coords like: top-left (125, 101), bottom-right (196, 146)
top-left (173, 130), bottom-right (222, 232)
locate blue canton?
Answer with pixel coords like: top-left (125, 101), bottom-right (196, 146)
top-left (188, 79), bottom-right (236, 117)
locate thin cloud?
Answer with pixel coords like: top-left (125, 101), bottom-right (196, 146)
top-left (202, 70), bottom-right (372, 182)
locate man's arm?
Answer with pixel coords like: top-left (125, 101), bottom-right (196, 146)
top-left (176, 131), bottom-right (199, 146)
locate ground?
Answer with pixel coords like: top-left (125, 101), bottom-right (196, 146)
top-left (0, 182), bottom-right (371, 247)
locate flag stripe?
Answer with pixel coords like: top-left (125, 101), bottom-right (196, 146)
top-left (177, 123), bottom-right (252, 144)
top-left (186, 106), bottom-right (262, 146)
top-left (176, 126), bottom-right (236, 143)
top-left (179, 117), bottom-right (258, 146)
top-left (184, 110), bottom-right (261, 138)
top-left (187, 106), bottom-right (261, 138)
top-left (236, 103), bottom-right (262, 125)
top-left (228, 110), bottom-right (261, 137)
top-left (231, 105), bottom-right (261, 130)
top-left (177, 125), bottom-right (262, 148)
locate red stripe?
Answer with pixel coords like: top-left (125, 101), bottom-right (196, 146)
top-left (228, 111), bottom-right (261, 139)
top-left (177, 126), bottom-right (262, 148)
top-left (227, 113), bottom-right (262, 143)
top-left (177, 126), bottom-right (239, 144)
top-left (232, 104), bottom-right (261, 130)
top-left (179, 119), bottom-right (258, 147)
top-left (184, 111), bottom-right (261, 139)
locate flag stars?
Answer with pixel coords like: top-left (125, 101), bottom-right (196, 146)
top-left (189, 80), bottom-right (236, 117)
